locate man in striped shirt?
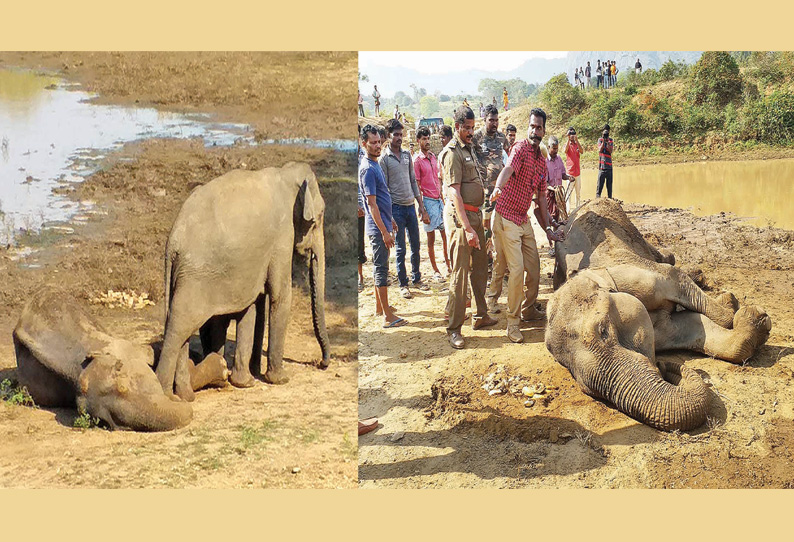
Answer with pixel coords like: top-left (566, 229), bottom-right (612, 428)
top-left (488, 108), bottom-right (565, 343)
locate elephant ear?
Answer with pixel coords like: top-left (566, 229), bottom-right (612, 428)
top-left (301, 179), bottom-right (319, 223)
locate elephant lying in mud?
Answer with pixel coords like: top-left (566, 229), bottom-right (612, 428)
top-left (545, 198), bottom-right (771, 431)
top-left (13, 289), bottom-right (228, 431)
top-left (157, 162), bottom-right (331, 400)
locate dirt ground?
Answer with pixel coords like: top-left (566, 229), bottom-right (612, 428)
top-left (358, 189), bottom-right (794, 488)
top-left (0, 52), bottom-right (358, 488)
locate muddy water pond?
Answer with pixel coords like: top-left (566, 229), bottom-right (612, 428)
top-left (0, 68), bottom-right (355, 245)
top-left (580, 158), bottom-right (794, 230)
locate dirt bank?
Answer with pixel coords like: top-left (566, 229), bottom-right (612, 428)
top-left (0, 54), bottom-right (357, 488)
top-left (358, 200), bottom-right (794, 488)
top-left (0, 51), bottom-right (356, 140)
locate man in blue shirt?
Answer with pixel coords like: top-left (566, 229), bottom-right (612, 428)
top-left (359, 124), bottom-right (407, 328)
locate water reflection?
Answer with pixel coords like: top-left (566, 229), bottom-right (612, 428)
top-left (0, 68), bottom-right (255, 244)
top-left (581, 159), bottom-right (794, 230)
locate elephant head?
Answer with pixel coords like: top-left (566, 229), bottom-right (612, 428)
top-left (77, 351), bottom-right (192, 431)
top-left (291, 162), bottom-right (331, 368)
top-left (546, 271), bottom-right (709, 431)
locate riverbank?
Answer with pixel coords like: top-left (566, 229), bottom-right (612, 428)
top-left (0, 53), bottom-right (358, 488)
top-left (0, 52), bottom-right (356, 140)
top-left (359, 200), bottom-right (794, 488)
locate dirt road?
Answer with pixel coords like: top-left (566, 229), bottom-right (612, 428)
top-left (358, 194), bottom-right (794, 488)
top-left (0, 52), bottom-right (358, 488)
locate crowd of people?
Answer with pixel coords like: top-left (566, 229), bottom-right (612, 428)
top-left (572, 58), bottom-right (643, 89)
top-left (358, 99), bottom-right (615, 356)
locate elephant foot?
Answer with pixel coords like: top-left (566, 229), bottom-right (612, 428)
top-left (264, 368), bottom-right (290, 385)
top-left (318, 356), bottom-right (331, 370)
top-left (174, 379), bottom-right (196, 402)
top-left (230, 369), bottom-right (257, 388)
top-left (729, 306), bottom-right (772, 362)
top-left (191, 353), bottom-right (230, 390)
top-left (717, 291), bottom-right (740, 315)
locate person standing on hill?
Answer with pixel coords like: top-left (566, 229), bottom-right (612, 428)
top-left (596, 61), bottom-right (603, 89)
top-left (358, 91), bottom-right (365, 116)
top-left (379, 118), bottom-right (430, 300)
top-left (394, 104), bottom-right (400, 120)
top-left (414, 126), bottom-right (451, 280)
top-left (585, 61), bottom-right (592, 89)
top-left (574, 68), bottom-right (580, 88)
top-left (596, 124), bottom-right (614, 198)
top-left (635, 58), bottom-right (642, 74)
top-left (441, 106), bottom-right (498, 349)
top-left (562, 126), bottom-right (583, 208)
top-left (372, 85), bottom-right (381, 116)
top-left (502, 87), bottom-right (509, 111)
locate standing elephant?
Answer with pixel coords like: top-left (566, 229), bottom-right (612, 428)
top-left (545, 198), bottom-right (771, 431)
top-left (156, 162), bottom-right (331, 400)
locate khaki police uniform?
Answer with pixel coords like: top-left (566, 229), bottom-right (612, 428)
top-left (441, 132), bottom-right (489, 333)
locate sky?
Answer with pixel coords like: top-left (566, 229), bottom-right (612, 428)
top-left (359, 51), bottom-right (568, 75)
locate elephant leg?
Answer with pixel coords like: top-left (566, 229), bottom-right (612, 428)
top-left (230, 303), bottom-right (257, 388)
top-left (249, 293), bottom-right (267, 378)
top-left (608, 264), bottom-right (737, 328)
top-left (174, 342), bottom-right (195, 402)
top-left (200, 315), bottom-right (230, 358)
top-left (190, 352), bottom-right (230, 390)
top-left (157, 286), bottom-right (206, 401)
top-left (264, 268), bottom-right (291, 385)
top-left (651, 306), bottom-right (772, 364)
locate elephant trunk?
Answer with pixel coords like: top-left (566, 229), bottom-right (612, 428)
top-left (309, 232), bottom-right (331, 368)
top-left (602, 351), bottom-right (709, 431)
top-left (123, 394), bottom-right (193, 432)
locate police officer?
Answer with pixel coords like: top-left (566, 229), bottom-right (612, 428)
top-left (440, 106), bottom-right (497, 349)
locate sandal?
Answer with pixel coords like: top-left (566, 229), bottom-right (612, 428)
top-left (358, 417), bottom-right (379, 436)
top-left (383, 317), bottom-right (408, 329)
top-left (400, 287), bottom-right (413, 299)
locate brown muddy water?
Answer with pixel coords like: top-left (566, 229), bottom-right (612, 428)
top-left (580, 158), bottom-right (794, 230)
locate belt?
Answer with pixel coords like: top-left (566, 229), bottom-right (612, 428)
top-left (463, 203), bottom-right (480, 213)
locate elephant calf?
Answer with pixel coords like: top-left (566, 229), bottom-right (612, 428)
top-left (157, 162), bottom-right (331, 400)
top-left (13, 288), bottom-right (228, 431)
top-left (545, 199), bottom-right (771, 431)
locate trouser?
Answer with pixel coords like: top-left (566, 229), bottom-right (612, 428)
top-left (597, 169), bottom-right (613, 198)
top-left (358, 215), bottom-right (367, 264)
top-left (446, 210), bottom-right (488, 333)
top-left (487, 211), bottom-right (540, 326)
top-left (570, 175), bottom-right (581, 208)
top-left (586, 76), bottom-right (591, 88)
top-left (369, 232), bottom-right (390, 287)
top-left (358, 104), bottom-right (364, 116)
top-left (392, 203), bottom-right (422, 287)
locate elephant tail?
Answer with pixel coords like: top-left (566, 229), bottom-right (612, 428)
top-left (163, 247), bottom-right (176, 324)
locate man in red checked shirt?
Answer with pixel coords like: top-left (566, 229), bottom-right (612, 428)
top-left (487, 108), bottom-right (565, 344)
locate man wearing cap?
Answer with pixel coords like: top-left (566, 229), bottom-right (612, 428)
top-left (441, 106), bottom-right (497, 349)
top-left (488, 108), bottom-right (565, 343)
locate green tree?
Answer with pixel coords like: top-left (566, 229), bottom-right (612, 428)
top-left (539, 73), bottom-right (586, 124)
top-left (688, 51), bottom-right (743, 106)
top-left (394, 91), bottom-right (414, 107)
top-left (420, 95), bottom-right (440, 118)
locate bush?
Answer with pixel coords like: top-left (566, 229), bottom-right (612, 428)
top-left (540, 73), bottom-right (586, 125)
top-left (756, 91), bottom-right (794, 143)
top-left (688, 51), bottom-right (743, 106)
top-left (612, 104), bottom-right (643, 138)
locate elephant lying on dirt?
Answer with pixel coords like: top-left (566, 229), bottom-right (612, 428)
top-left (13, 289), bottom-right (228, 431)
top-left (545, 198), bottom-right (771, 431)
top-left (157, 162), bottom-right (331, 400)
